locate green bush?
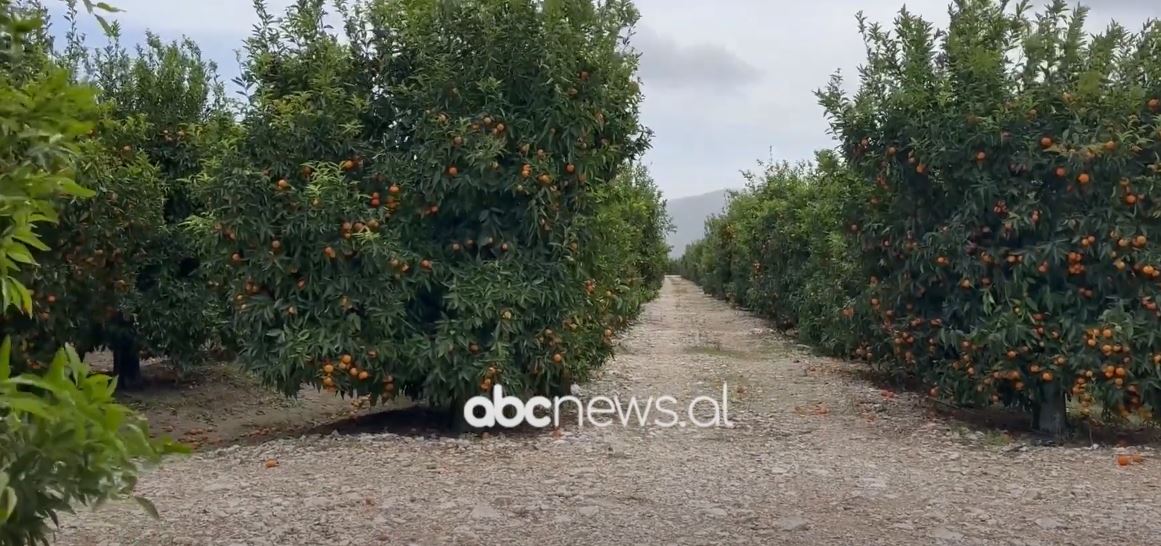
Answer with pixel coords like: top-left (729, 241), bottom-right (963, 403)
top-left (0, 341), bottom-right (182, 546)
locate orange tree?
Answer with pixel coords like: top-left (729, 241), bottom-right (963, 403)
top-left (676, 152), bottom-right (866, 353)
top-left (580, 162), bottom-right (671, 356)
top-left (0, 5), bottom-right (232, 387)
top-left (190, 0), bottom-right (656, 415)
top-left (0, 2), bottom-right (169, 384)
top-left (590, 163), bottom-right (670, 294)
top-left (816, 0), bottom-right (1161, 434)
top-left (82, 28), bottom-right (233, 379)
top-left (1, 117), bottom-right (166, 381)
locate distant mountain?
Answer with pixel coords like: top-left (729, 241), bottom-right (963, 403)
top-left (664, 189), bottom-right (731, 259)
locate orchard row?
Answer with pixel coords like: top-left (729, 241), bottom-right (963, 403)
top-left (676, 0), bottom-right (1161, 435)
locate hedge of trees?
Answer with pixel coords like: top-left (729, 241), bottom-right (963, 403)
top-left (679, 0), bottom-right (1161, 436)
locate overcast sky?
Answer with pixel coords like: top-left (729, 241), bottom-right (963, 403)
top-left (52, 0), bottom-right (1161, 200)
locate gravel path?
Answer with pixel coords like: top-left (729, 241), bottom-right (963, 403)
top-left (53, 276), bottom-right (1160, 545)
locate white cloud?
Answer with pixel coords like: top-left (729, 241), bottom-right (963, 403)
top-left (630, 26), bottom-right (759, 91)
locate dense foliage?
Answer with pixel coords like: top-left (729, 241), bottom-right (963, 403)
top-left (0, 341), bottom-right (181, 546)
top-left (190, 0), bottom-right (667, 412)
top-left (0, 2), bottom-right (228, 385)
top-left (677, 153), bottom-right (866, 354)
top-left (84, 29), bottom-right (232, 375)
top-left (680, 0), bottom-right (1161, 435)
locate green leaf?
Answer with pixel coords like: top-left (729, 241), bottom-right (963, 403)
top-left (58, 179), bottom-right (96, 198)
top-left (4, 243), bottom-right (36, 265)
top-left (93, 1), bottom-right (124, 13)
top-left (93, 14), bottom-right (116, 35)
top-left (0, 485), bottom-right (16, 524)
top-left (0, 393), bottom-right (53, 418)
top-left (19, 282), bottom-right (32, 315)
top-left (8, 375), bottom-right (60, 395)
top-left (0, 337), bottom-right (10, 380)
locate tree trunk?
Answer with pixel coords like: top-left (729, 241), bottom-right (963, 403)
top-left (447, 396), bottom-right (488, 433)
top-left (111, 331), bottom-right (143, 391)
top-left (1034, 382), bottom-right (1067, 439)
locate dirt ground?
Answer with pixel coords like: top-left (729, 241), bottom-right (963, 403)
top-left (53, 276), bottom-right (1161, 545)
top-left (83, 356), bottom-right (394, 450)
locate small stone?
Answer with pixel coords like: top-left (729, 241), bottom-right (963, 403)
top-left (1035, 518), bottom-right (1062, 530)
top-left (929, 527), bottom-right (964, 541)
top-left (203, 481), bottom-right (233, 493)
top-left (470, 503), bottom-right (502, 520)
top-left (776, 517), bottom-right (809, 531)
